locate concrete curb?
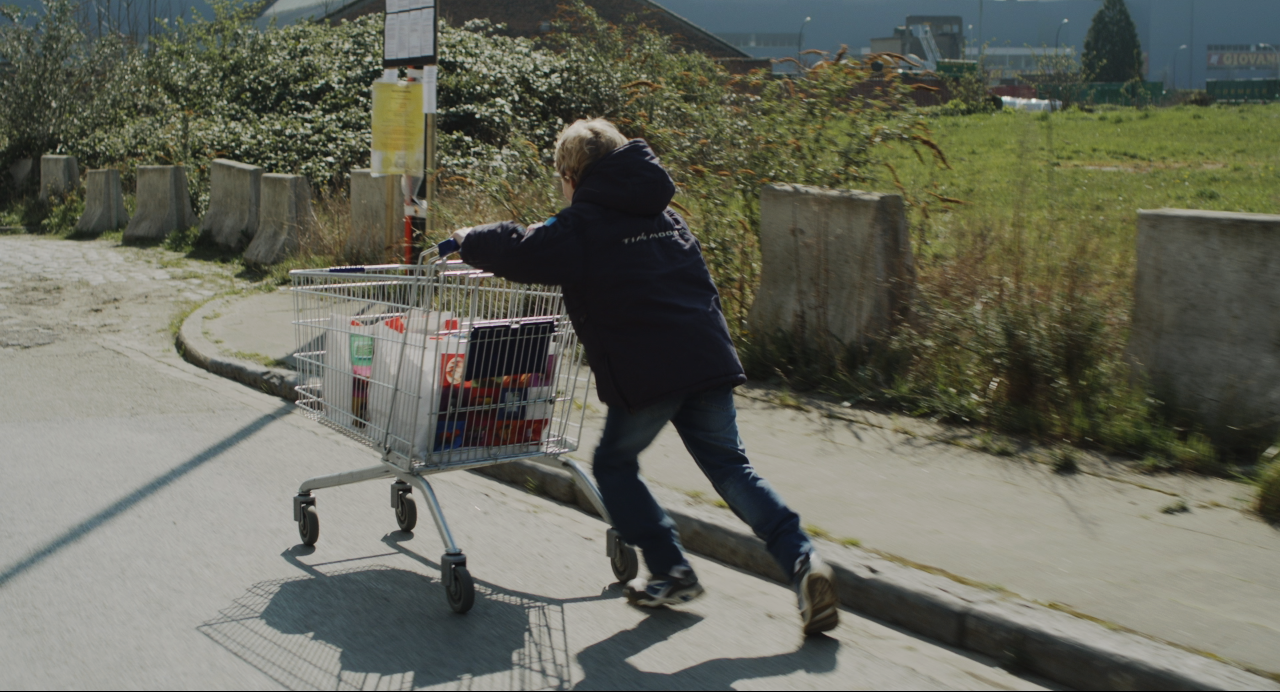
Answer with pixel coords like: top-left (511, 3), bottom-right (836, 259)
top-left (178, 299), bottom-right (1278, 692)
top-left (472, 460), bottom-right (1274, 691)
top-left (177, 297), bottom-right (298, 402)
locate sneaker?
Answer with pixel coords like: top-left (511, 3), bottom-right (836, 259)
top-left (795, 553), bottom-right (839, 635)
top-left (625, 565), bottom-right (705, 607)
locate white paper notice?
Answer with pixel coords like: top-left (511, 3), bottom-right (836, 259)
top-left (395, 18), bottom-right (410, 59)
top-left (401, 12), bottom-right (413, 59)
top-left (423, 65), bottom-right (437, 113)
top-left (421, 9), bottom-right (434, 57)
top-left (408, 10), bottom-right (423, 59)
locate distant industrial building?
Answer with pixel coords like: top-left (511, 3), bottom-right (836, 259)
top-left (965, 46), bottom-right (1076, 81)
top-left (859, 15), bottom-right (1085, 82)
top-left (869, 16), bottom-right (964, 61)
top-left (1207, 44), bottom-right (1279, 80)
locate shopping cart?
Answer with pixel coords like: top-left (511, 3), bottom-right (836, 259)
top-left (288, 240), bottom-right (638, 613)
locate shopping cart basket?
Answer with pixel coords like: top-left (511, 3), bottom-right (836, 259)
top-left (289, 240), bottom-right (638, 613)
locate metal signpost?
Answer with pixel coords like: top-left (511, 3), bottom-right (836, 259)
top-left (379, 0), bottom-right (438, 263)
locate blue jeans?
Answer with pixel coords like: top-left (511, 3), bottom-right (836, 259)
top-left (592, 386), bottom-right (813, 581)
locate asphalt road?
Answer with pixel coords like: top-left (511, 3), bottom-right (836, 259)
top-left (0, 235), bottom-right (1050, 690)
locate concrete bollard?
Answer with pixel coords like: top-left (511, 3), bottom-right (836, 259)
top-left (346, 169), bottom-right (402, 264)
top-left (124, 165), bottom-right (197, 242)
top-left (748, 183), bottom-right (915, 355)
top-left (201, 159), bottom-right (262, 251)
top-left (74, 169), bottom-right (129, 235)
top-left (39, 155), bottom-right (79, 201)
top-left (1128, 208), bottom-right (1280, 456)
top-left (243, 174), bottom-right (314, 266)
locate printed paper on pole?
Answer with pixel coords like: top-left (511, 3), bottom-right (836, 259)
top-left (371, 81), bottom-right (425, 175)
top-left (423, 65), bottom-right (438, 114)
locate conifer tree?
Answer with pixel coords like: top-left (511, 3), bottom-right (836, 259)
top-left (1082, 0), bottom-right (1143, 82)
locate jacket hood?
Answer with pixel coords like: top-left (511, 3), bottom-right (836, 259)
top-left (572, 139), bottom-right (674, 216)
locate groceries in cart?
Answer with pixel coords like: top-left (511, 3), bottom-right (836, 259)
top-left (319, 307), bottom-right (558, 461)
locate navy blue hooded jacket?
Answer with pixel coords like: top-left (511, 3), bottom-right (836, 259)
top-left (458, 139), bottom-right (746, 412)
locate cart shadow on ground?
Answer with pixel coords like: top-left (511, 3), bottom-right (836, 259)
top-left (198, 543), bottom-right (580, 690)
top-left (199, 535), bottom-right (840, 690)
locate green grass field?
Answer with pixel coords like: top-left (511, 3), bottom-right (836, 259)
top-left (890, 104), bottom-right (1280, 284)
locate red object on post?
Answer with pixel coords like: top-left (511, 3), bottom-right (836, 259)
top-left (404, 214), bottom-right (413, 264)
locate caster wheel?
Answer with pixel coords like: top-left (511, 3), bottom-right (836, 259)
top-left (446, 565), bottom-right (475, 614)
top-left (395, 493), bottom-right (417, 532)
top-left (610, 542), bottom-right (639, 583)
top-left (298, 504), bottom-right (319, 546)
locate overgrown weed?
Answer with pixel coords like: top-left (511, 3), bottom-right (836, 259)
top-left (162, 225), bottom-right (202, 253)
top-left (0, 189), bottom-right (84, 236)
top-left (311, 185), bottom-right (354, 262)
top-left (1052, 448), bottom-right (1079, 474)
top-left (1255, 447), bottom-right (1280, 522)
top-left (0, 193), bottom-right (47, 230)
top-left (40, 191), bottom-right (83, 236)
top-left (230, 350), bottom-right (290, 368)
top-left (742, 107), bottom-right (1249, 472)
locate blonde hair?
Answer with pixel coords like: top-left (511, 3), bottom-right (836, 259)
top-left (554, 118), bottom-right (628, 183)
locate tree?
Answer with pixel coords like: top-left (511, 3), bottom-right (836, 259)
top-left (1081, 0), bottom-right (1142, 83)
top-left (0, 0), bottom-right (141, 166)
top-left (1025, 48), bottom-right (1087, 109)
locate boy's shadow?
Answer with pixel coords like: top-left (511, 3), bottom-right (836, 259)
top-left (574, 610), bottom-right (840, 690)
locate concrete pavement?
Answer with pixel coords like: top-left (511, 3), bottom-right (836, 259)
top-left (1, 234), bottom-right (1060, 689)
top-left (190, 283), bottom-right (1280, 685)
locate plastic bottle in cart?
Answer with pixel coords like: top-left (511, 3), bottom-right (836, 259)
top-left (350, 325), bottom-right (374, 426)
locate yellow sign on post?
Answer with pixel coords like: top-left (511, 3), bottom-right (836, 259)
top-left (371, 81), bottom-right (425, 175)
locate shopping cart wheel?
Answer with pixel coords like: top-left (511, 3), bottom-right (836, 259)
top-left (298, 504), bottom-right (319, 546)
top-left (445, 564), bottom-right (475, 614)
top-left (394, 494), bottom-right (417, 532)
top-left (610, 542), bottom-right (639, 583)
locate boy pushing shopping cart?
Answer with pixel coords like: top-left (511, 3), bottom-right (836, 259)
top-left (449, 118), bottom-right (840, 636)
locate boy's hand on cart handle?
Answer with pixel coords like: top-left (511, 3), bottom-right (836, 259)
top-left (437, 227), bottom-right (472, 257)
top-left (437, 237), bottom-right (460, 256)
top-left (451, 226), bottom-right (475, 245)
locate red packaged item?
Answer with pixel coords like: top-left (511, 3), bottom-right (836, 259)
top-left (490, 420), bottom-right (546, 449)
top-left (441, 353), bottom-right (466, 387)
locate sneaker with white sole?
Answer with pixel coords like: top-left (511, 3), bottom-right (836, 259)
top-left (795, 553), bottom-right (839, 635)
top-left (625, 565), bottom-right (705, 607)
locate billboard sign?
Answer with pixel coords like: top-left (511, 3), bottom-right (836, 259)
top-left (1207, 45), bottom-right (1278, 70)
top-left (383, 0), bottom-right (436, 68)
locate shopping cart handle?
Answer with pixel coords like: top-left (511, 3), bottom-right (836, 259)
top-left (437, 238), bottom-right (460, 256)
